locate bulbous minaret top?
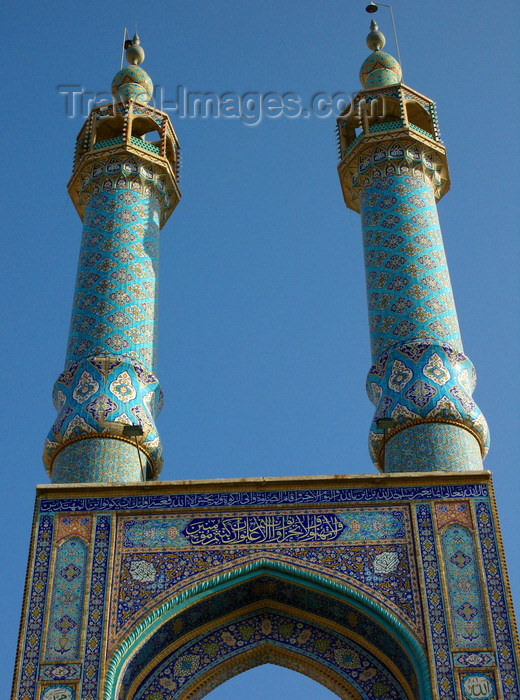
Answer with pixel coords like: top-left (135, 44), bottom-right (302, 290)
top-left (335, 19), bottom-right (489, 473)
top-left (112, 33), bottom-right (154, 104)
top-left (360, 20), bottom-right (402, 88)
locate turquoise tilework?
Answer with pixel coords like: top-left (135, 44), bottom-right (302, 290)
top-left (15, 515), bottom-right (54, 699)
top-left (415, 503), bottom-right (455, 697)
top-left (80, 515), bottom-right (111, 699)
top-left (360, 175), bottom-right (460, 358)
top-left (359, 50), bottom-right (402, 89)
top-left (16, 484), bottom-right (520, 698)
top-left (45, 355), bottom-right (162, 480)
top-left (476, 501), bottom-right (520, 696)
top-left (367, 339), bottom-right (489, 467)
top-left (384, 423), bottom-right (482, 473)
top-left (356, 173), bottom-right (488, 471)
top-left (45, 186), bottom-right (164, 482)
top-left (44, 537), bottom-right (88, 660)
top-left (51, 438), bottom-right (144, 483)
top-left (440, 525), bottom-right (489, 648)
top-left (66, 189), bottom-right (160, 372)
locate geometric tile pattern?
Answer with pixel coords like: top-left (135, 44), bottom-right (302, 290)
top-left (40, 664), bottom-right (82, 681)
top-left (440, 525), bottom-right (489, 648)
top-left (65, 189), bottom-right (159, 372)
top-left (383, 423), bottom-right (483, 473)
top-left (135, 610), bottom-right (409, 699)
top-left (80, 515), bottom-right (111, 700)
top-left (16, 515), bottom-right (54, 700)
top-left (366, 338), bottom-right (489, 469)
top-left (336, 79), bottom-right (488, 474)
top-left (44, 184), bottom-right (165, 482)
top-left (45, 354), bottom-right (163, 480)
top-left (118, 574), bottom-right (422, 699)
top-left (476, 501), bottom-right (520, 697)
top-left (415, 503), bottom-right (456, 698)
top-left (50, 437), bottom-right (146, 483)
top-left (453, 651), bottom-right (495, 668)
top-left (50, 88), bottom-right (181, 486)
top-left (360, 174), bottom-right (461, 358)
top-left (354, 171), bottom-right (489, 471)
top-left (13, 479), bottom-right (520, 699)
top-left (368, 340), bottom-right (476, 417)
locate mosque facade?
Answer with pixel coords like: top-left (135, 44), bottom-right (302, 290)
top-left (12, 21), bottom-right (519, 700)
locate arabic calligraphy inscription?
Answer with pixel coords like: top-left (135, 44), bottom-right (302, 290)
top-left (182, 513), bottom-right (345, 546)
top-left (461, 672), bottom-right (496, 700)
top-left (41, 685), bottom-right (74, 700)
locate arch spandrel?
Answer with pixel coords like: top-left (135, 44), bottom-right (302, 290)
top-left (108, 507), bottom-right (424, 656)
top-left (106, 562), bottom-right (430, 700)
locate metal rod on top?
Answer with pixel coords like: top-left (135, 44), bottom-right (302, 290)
top-left (366, 2), bottom-right (403, 79)
top-left (120, 27), bottom-right (130, 70)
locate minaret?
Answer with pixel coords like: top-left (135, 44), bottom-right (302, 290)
top-left (337, 20), bottom-right (489, 472)
top-left (44, 35), bottom-right (180, 483)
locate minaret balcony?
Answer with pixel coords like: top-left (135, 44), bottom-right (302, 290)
top-left (68, 102), bottom-right (181, 227)
top-left (337, 84), bottom-right (450, 213)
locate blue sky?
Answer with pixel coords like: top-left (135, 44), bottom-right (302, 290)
top-left (3, 1), bottom-right (519, 696)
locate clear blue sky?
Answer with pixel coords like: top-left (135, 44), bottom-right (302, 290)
top-left (3, 1), bottom-right (519, 696)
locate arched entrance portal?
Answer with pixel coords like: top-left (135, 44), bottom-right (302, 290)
top-left (106, 563), bottom-right (431, 699)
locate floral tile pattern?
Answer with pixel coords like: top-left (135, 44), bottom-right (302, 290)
top-left (441, 525), bottom-right (489, 648)
top-left (12, 482), bottom-right (519, 699)
top-left (345, 139), bottom-right (489, 471)
top-left (108, 506), bottom-right (421, 652)
top-left (45, 538), bottom-right (88, 661)
top-left (45, 185), bottom-right (165, 483)
top-left (136, 611), bottom-right (408, 699)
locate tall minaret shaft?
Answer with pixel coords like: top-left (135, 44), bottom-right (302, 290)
top-left (44, 35), bottom-right (181, 483)
top-left (337, 20), bottom-right (488, 472)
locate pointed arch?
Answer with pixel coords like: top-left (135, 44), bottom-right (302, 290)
top-left (104, 559), bottom-right (431, 699)
top-left (179, 644), bottom-right (360, 699)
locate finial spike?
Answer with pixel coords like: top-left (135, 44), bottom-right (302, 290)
top-left (126, 32), bottom-right (145, 65)
top-left (366, 20), bottom-right (386, 51)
